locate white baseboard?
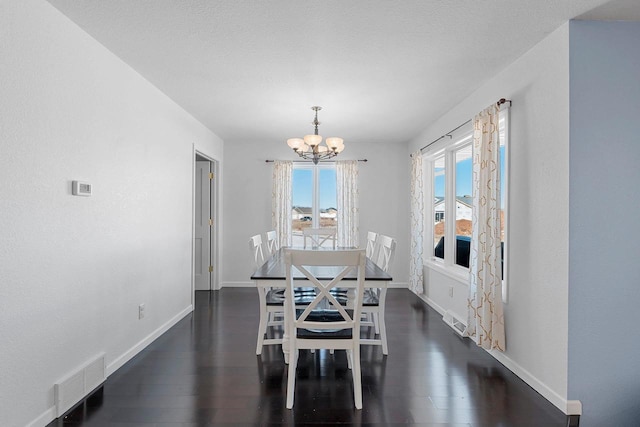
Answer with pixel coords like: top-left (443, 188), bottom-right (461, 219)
top-left (388, 281), bottom-right (408, 289)
top-left (220, 281), bottom-right (255, 288)
top-left (413, 288), bottom-right (581, 416)
top-left (566, 400), bottom-right (582, 415)
top-left (26, 406), bottom-right (56, 427)
top-left (26, 305), bottom-right (193, 427)
top-left (416, 292), bottom-right (446, 316)
top-left (488, 349), bottom-right (580, 415)
top-left (107, 305), bottom-right (193, 376)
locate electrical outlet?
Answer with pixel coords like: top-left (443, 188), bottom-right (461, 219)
top-left (138, 304), bottom-right (145, 319)
top-left (449, 286), bottom-right (454, 298)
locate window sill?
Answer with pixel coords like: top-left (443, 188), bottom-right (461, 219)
top-left (424, 258), bottom-right (470, 285)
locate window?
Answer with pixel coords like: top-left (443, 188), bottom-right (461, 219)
top-left (291, 164), bottom-right (337, 247)
top-left (454, 144), bottom-right (473, 267)
top-left (432, 155), bottom-right (446, 252)
top-left (430, 133), bottom-right (473, 269)
top-left (426, 106), bottom-right (509, 291)
top-left (499, 109), bottom-right (510, 300)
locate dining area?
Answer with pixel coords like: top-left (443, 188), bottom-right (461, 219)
top-left (43, 241), bottom-right (573, 426)
top-left (249, 229), bottom-right (395, 409)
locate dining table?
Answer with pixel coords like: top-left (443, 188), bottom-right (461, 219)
top-left (251, 246), bottom-right (393, 363)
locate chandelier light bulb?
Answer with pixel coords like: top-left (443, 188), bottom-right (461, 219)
top-left (326, 137), bottom-right (343, 150)
top-left (287, 138), bottom-right (304, 150)
top-left (304, 134), bottom-right (322, 147)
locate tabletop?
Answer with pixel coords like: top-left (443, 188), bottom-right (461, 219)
top-left (251, 247), bottom-right (392, 282)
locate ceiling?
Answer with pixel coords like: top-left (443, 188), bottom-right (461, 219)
top-left (48, 0), bottom-right (639, 146)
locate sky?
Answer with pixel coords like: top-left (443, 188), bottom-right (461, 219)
top-left (292, 167), bottom-right (336, 209)
top-left (434, 146), bottom-right (505, 201)
top-left (434, 157), bottom-right (473, 197)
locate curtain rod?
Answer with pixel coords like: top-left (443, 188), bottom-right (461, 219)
top-left (265, 159), bottom-right (368, 163)
top-left (413, 98), bottom-right (511, 156)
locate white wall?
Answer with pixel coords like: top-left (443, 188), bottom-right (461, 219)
top-left (568, 21), bottom-right (640, 427)
top-left (222, 140), bottom-right (409, 286)
top-left (409, 24), bottom-right (572, 412)
top-left (423, 267), bottom-right (468, 321)
top-left (0, 2), bottom-right (223, 426)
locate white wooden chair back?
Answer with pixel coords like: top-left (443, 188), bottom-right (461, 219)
top-left (249, 234), bottom-right (265, 269)
top-left (375, 234), bottom-right (396, 273)
top-left (366, 231), bottom-right (379, 260)
top-left (284, 249), bottom-right (366, 333)
top-left (283, 248), bottom-right (366, 409)
top-left (265, 230), bottom-right (279, 256)
top-left (303, 227), bottom-right (337, 249)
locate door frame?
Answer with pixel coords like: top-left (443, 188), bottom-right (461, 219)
top-left (192, 148), bottom-right (220, 301)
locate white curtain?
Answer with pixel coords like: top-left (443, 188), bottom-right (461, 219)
top-left (336, 160), bottom-right (359, 248)
top-left (409, 151), bottom-right (424, 294)
top-left (272, 161), bottom-right (292, 247)
top-left (464, 104), bottom-right (505, 351)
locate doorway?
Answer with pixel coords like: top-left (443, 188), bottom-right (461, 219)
top-left (194, 152), bottom-right (218, 292)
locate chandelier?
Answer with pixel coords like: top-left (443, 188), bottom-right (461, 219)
top-left (286, 106), bottom-right (344, 164)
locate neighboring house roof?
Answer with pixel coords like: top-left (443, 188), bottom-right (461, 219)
top-left (456, 196), bottom-right (472, 208)
top-left (292, 206), bottom-right (312, 214)
top-left (434, 196), bottom-right (473, 210)
top-left (293, 207), bottom-right (337, 214)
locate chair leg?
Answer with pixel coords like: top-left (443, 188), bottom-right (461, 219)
top-left (373, 312), bottom-right (380, 334)
top-left (379, 310), bottom-right (388, 356)
top-left (346, 349), bottom-right (352, 370)
top-left (286, 348), bottom-right (298, 409)
top-left (379, 290), bottom-right (388, 355)
top-left (352, 345), bottom-right (362, 409)
top-left (256, 288), bottom-right (267, 355)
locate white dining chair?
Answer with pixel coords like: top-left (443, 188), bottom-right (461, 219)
top-left (365, 231), bottom-right (379, 260)
top-left (251, 234), bottom-right (284, 355)
top-left (361, 231), bottom-right (379, 327)
top-left (361, 234), bottom-right (395, 355)
top-left (265, 230), bottom-right (279, 256)
top-left (250, 234), bottom-right (266, 270)
top-left (264, 230), bottom-right (283, 325)
top-left (284, 248), bottom-right (366, 410)
top-left (374, 234), bottom-right (396, 273)
top-left (303, 227), bottom-right (336, 249)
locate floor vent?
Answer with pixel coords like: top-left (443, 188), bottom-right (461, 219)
top-left (442, 310), bottom-right (466, 336)
top-left (55, 353), bottom-right (105, 417)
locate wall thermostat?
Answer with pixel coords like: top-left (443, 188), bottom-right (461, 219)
top-left (72, 181), bottom-right (92, 196)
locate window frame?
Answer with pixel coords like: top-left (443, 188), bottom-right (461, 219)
top-left (292, 162), bottom-right (336, 230)
top-left (424, 130), bottom-right (474, 280)
top-left (423, 106), bottom-right (510, 302)
top-left (499, 107), bottom-right (510, 302)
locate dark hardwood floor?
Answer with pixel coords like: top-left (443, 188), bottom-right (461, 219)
top-left (48, 288), bottom-right (575, 426)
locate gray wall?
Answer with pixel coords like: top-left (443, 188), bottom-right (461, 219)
top-left (569, 20), bottom-right (640, 426)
